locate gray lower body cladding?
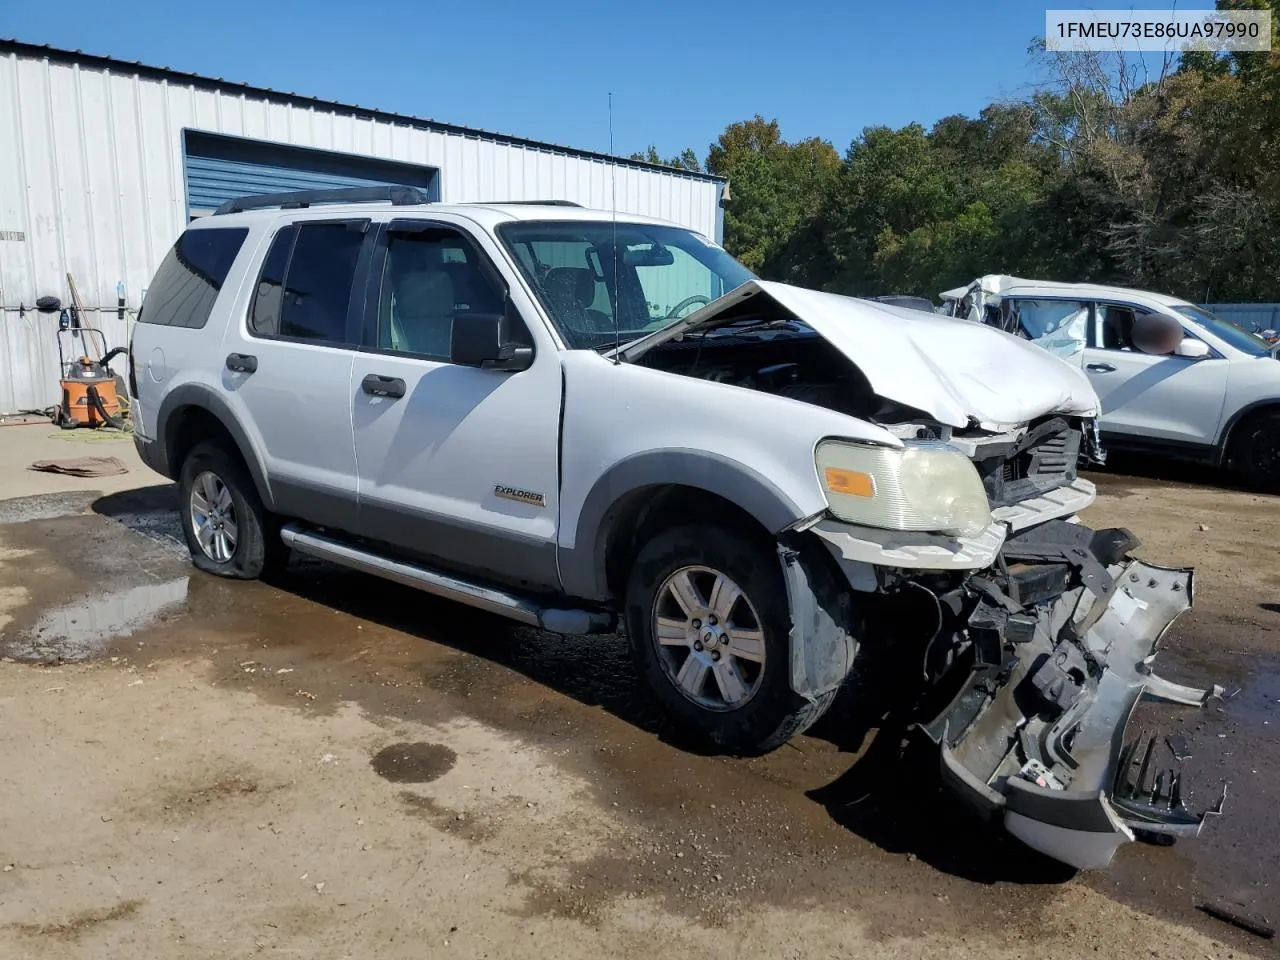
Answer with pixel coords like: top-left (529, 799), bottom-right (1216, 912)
top-left (914, 520), bottom-right (1224, 869)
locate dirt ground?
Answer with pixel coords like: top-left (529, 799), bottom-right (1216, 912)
top-left (0, 428), bottom-right (1277, 959)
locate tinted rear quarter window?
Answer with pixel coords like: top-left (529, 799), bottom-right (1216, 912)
top-left (249, 226), bottom-right (297, 337)
top-left (139, 227), bottom-right (248, 329)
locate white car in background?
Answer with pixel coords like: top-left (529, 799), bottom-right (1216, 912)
top-left (941, 276), bottom-right (1280, 489)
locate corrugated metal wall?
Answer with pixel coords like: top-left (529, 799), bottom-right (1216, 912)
top-left (0, 48), bottom-right (723, 414)
top-left (1203, 303), bottom-right (1280, 333)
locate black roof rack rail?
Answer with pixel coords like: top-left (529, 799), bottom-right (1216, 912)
top-left (213, 185), bottom-right (431, 216)
top-left (487, 199), bottom-right (583, 207)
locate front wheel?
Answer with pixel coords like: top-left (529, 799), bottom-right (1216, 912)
top-left (625, 524), bottom-right (836, 754)
top-left (1230, 410), bottom-right (1280, 492)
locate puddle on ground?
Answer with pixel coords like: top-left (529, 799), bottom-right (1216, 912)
top-left (370, 742), bottom-right (457, 783)
top-left (2, 577), bottom-right (190, 663)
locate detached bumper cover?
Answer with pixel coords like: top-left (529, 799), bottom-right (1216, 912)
top-left (924, 522), bottom-right (1225, 870)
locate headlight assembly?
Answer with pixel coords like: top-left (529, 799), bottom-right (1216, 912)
top-left (815, 438), bottom-right (991, 538)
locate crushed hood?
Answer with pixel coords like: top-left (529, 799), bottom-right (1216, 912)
top-left (620, 280), bottom-right (1099, 431)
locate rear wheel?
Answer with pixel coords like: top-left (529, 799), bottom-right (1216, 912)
top-left (625, 523), bottom-right (837, 754)
top-left (178, 441), bottom-right (288, 579)
top-left (1229, 410), bottom-right (1280, 492)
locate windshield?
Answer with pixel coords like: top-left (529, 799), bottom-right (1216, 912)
top-left (1173, 304), bottom-right (1270, 357)
top-left (497, 221), bottom-right (756, 349)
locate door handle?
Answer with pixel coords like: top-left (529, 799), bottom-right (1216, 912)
top-left (225, 353), bottom-right (258, 373)
top-left (361, 373), bottom-right (406, 399)
top-left (1086, 362), bottom-right (1116, 373)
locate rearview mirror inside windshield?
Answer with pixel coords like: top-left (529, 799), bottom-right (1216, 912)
top-left (623, 244), bottom-right (675, 267)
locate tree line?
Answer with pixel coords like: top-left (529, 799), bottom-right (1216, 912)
top-left (631, 2), bottom-right (1280, 304)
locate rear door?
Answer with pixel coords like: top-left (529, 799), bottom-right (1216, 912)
top-left (220, 217), bottom-right (373, 531)
top-left (1082, 301), bottom-right (1228, 446)
top-left (348, 218), bottom-right (563, 592)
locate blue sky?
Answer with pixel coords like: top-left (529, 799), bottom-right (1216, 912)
top-left (2, 0), bottom-right (1209, 161)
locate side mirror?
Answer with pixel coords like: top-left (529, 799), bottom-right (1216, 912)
top-left (449, 298), bottom-right (534, 371)
top-left (1174, 338), bottom-right (1210, 359)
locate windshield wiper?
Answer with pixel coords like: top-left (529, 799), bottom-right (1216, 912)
top-left (705, 318), bottom-right (802, 337)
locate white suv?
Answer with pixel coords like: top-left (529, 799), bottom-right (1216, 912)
top-left (942, 275), bottom-right (1280, 488)
top-left (129, 187), bottom-right (1225, 869)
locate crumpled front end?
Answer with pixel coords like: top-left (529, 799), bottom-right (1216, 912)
top-left (918, 520), bottom-right (1225, 870)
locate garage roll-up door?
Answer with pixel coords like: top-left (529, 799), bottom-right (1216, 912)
top-left (184, 131), bottom-right (440, 218)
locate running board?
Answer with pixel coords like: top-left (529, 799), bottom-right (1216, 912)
top-left (279, 524), bottom-right (615, 635)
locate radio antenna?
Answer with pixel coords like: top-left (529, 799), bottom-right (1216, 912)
top-left (609, 92), bottom-right (621, 364)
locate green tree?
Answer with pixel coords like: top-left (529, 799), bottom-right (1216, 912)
top-left (705, 116), bottom-right (839, 273)
top-left (627, 145), bottom-right (703, 172)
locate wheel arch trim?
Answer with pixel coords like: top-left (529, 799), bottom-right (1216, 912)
top-left (560, 449), bottom-right (808, 602)
top-left (1216, 398), bottom-right (1280, 465)
top-left (157, 384), bottom-right (276, 511)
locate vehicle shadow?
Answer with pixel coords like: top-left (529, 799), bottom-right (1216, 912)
top-left (803, 652), bottom-right (1076, 886)
top-left (91, 484), bottom-right (1073, 885)
top-left (270, 555), bottom-right (694, 740)
top-left (93, 482), bottom-right (181, 517)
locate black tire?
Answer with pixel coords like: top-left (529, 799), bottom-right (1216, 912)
top-left (177, 441), bottom-right (289, 579)
top-left (1230, 410), bottom-right (1280, 492)
top-left (625, 523), bottom-right (837, 755)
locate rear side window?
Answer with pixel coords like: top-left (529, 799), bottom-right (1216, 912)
top-left (138, 227), bottom-right (248, 329)
top-left (249, 221), bottom-right (365, 344)
top-left (249, 226), bottom-right (296, 336)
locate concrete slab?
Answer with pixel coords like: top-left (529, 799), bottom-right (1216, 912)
top-left (0, 422), bottom-right (165, 501)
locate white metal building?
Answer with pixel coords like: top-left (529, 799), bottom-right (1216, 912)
top-left (0, 40), bottom-right (727, 414)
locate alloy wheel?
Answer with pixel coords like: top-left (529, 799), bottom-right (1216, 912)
top-left (651, 565), bottom-right (766, 711)
top-left (190, 470), bottom-right (239, 563)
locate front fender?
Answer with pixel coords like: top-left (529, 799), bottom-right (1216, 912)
top-left (558, 449), bottom-right (809, 602)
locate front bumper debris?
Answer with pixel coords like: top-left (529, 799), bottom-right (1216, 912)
top-left (921, 520), bottom-right (1225, 870)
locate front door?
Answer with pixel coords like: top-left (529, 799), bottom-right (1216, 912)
top-left (349, 219), bottom-right (563, 592)
top-left (220, 218), bottom-right (371, 530)
top-left (1083, 303), bottom-right (1229, 446)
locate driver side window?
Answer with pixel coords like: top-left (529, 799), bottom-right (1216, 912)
top-left (1096, 304), bottom-right (1142, 351)
top-left (377, 226), bottom-right (507, 360)
top-left (1095, 302), bottom-right (1203, 357)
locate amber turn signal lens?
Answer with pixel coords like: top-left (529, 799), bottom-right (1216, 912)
top-left (823, 467), bottom-right (875, 498)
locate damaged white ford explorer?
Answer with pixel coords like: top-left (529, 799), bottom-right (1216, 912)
top-left (128, 188), bottom-right (1224, 870)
